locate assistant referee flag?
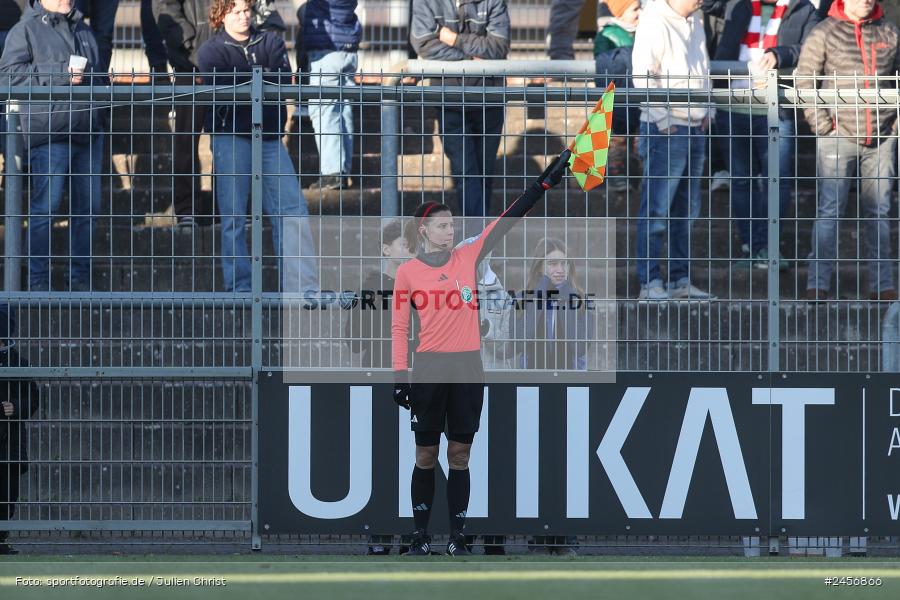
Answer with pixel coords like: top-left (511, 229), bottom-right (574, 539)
top-left (568, 83), bottom-right (615, 192)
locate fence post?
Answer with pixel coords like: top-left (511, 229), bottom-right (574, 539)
top-left (4, 106), bottom-right (22, 292)
top-left (381, 95), bottom-right (399, 216)
top-left (250, 66), bottom-right (263, 551)
top-left (766, 70), bottom-right (781, 373)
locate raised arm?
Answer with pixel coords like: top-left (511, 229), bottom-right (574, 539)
top-left (472, 150), bottom-right (571, 264)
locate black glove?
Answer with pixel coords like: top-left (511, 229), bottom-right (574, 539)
top-left (393, 371), bottom-right (411, 410)
top-left (536, 149), bottom-right (571, 190)
top-left (393, 383), bottom-right (411, 410)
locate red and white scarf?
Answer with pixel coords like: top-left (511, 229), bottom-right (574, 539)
top-left (738, 0), bottom-right (790, 63)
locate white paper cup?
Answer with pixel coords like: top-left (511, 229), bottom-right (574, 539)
top-left (69, 55), bottom-right (88, 72)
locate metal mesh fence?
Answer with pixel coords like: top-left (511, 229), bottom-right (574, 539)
top-left (1, 67), bottom-right (900, 547)
top-left (5, 69), bottom-right (899, 374)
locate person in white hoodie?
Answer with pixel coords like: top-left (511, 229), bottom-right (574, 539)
top-left (631, 0), bottom-right (715, 300)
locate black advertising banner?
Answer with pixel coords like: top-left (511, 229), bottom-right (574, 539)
top-left (258, 372), bottom-right (900, 536)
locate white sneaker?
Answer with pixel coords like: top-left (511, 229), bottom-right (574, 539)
top-left (668, 281), bottom-right (716, 300)
top-left (638, 279), bottom-right (668, 301)
top-left (711, 170), bottom-right (730, 191)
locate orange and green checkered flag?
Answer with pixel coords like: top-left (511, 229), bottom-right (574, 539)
top-left (568, 83), bottom-right (615, 191)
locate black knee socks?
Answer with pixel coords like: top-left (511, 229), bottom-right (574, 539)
top-left (447, 468), bottom-right (470, 534)
top-left (411, 466), bottom-right (435, 532)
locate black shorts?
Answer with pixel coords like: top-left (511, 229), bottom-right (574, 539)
top-left (409, 350), bottom-right (485, 440)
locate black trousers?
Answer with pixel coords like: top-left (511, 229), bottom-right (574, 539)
top-left (172, 74), bottom-right (211, 219)
top-left (0, 464), bottom-right (21, 542)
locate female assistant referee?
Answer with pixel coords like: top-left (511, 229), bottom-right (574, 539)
top-left (392, 149), bottom-right (571, 556)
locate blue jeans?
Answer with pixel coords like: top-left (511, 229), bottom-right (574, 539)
top-left (439, 106), bottom-right (504, 218)
top-left (212, 135), bottom-right (319, 293)
top-left (75, 0), bottom-right (119, 74)
top-left (807, 135), bottom-right (896, 294)
top-left (27, 137), bottom-right (103, 288)
top-left (308, 49), bottom-right (357, 177)
top-left (140, 0), bottom-right (168, 69)
top-left (715, 111), bottom-right (794, 253)
top-left (635, 121), bottom-right (707, 286)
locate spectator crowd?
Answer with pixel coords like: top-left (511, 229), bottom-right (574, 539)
top-left (0, 0), bottom-right (898, 302)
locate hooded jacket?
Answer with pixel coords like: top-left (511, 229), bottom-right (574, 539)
top-left (0, 0), bottom-right (104, 149)
top-left (632, 0), bottom-right (712, 128)
top-left (795, 0), bottom-right (900, 145)
top-left (301, 0), bottom-right (362, 53)
top-left (197, 28), bottom-right (292, 138)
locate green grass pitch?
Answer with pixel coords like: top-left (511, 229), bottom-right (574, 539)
top-left (1, 555), bottom-right (899, 599)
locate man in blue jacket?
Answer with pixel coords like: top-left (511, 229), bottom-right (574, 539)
top-left (410, 0), bottom-right (510, 218)
top-left (0, 0), bottom-right (105, 292)
top-left (301, 0), bottom-right (362, 191)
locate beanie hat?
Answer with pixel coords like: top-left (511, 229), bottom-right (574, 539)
top-left (605, 0), bottom-right (638, 18)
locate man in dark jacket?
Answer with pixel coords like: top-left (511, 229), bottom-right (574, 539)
top-left (797, 0), bottom-right (900, 301)
top-left (153, 0), bottom-right (213, 227)
top-left (0, 305), bottom-right (39, 555)
top-left (302, 0), bottom-right (362, 190)
top-left (410, 0), bottom-right (510, 219)
top-left (0, 0), bottom-right (23, 153)
top-left (0, 0), bottom-right (105, 292)
top-left (705, 0), bottom-right (821, 271)
top-left (197, 3), bottom-right (320, 295)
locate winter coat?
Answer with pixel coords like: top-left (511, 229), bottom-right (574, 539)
top-left (0, 0), bottom-right (105, 149)
top-left (795, 0), bottom-right (900, 145)
top-left (197, 28), bottom-right (292, 139)
top-left (410, 0), bottom-right (510, 87)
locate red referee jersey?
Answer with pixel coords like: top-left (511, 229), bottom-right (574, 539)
top-left (391, 219), bottom-right (501, 371)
